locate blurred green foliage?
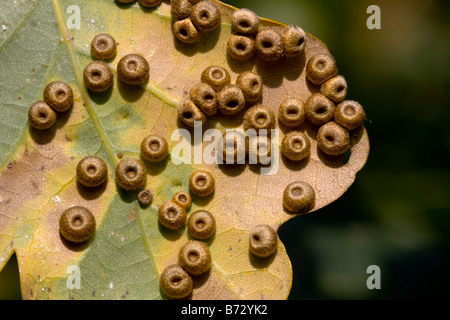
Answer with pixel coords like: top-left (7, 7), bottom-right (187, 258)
top-left (1, 0), bottom-right (449, 300)
top-left (226, 0), bottom-right (450, 299)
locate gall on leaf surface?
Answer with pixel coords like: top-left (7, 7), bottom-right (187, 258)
top-left (0, 0), bottom-right (369, 299)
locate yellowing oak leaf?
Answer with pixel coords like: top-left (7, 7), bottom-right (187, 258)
top-left (0, 0), bottom-right (369, 299)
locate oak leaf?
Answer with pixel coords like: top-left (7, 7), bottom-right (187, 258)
top-left (0, 0), bottom-right (369, 299)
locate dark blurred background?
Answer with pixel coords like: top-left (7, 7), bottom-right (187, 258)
top-left (1, 0), bottom-right (449, 300)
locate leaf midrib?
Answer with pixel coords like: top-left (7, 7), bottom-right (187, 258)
top-left (51, 0), bottom-right (118, 167)
top-left (51, 0), bottom-right (163, 295)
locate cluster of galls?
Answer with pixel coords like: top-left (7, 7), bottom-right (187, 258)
top-left (178, 65), bottom-right (264, 126)
top-left (116, 133), bottom-right (171, 194)
top-left (275, 53), bottom-right (365, 162)
top-left (171, 0), bottom-right (221, 44)
top-left (227, 8), bottom-right (306, 62)
top-left (160, 221), bottom-right (280, 299)
top-left (160, 240), bottom-right (212, 299)
top-left (28, 80), bottom-right (74, 130)
top-left (127, 143), bottom-right (217, 300)
top-left (83, 33), bottom-right (150, 93)
top-left (58, 133), bottom-right (170, 244)
top-left (158, 178), bottom-right (217, 299)
top-left (157, 170), bottom-right (215, 231)
top-left (56, 131), bottom-right (172, 244)
top-left (303, 53), bottom-right (366, 156)
top-left (275, 53), bottom-right (365, 215)
top-left (26, 39), bottom-right (112, 244)
top-left (58, 155), bottom-right (109, 244)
